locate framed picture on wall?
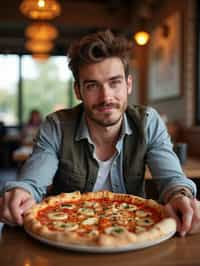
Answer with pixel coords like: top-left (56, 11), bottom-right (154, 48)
top-left (148, 12), bottom-right (182, 101)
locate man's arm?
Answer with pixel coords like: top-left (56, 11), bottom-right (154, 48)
top-left (145, 107), bottom-right (196, 201)
top-left (145, 107), bottom-right (200, 236)
top-left (1, 114), bottom-right (61, 202)
top-left (0, 113), bottom-right (61, 225)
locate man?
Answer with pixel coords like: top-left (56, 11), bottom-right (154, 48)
top-left (0, 30), bottom-right (200, 236)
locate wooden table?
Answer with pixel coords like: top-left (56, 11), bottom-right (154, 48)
top-left (0, 223), bottom-right (200, 266)
top-left (12, 146), bottom-right (33, 162)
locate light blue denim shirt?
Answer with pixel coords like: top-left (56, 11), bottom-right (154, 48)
top-left (1, 106), bottom-right (196, 202)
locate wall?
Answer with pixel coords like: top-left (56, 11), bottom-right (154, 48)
top-left (135, 0), bottom-right (197, 127)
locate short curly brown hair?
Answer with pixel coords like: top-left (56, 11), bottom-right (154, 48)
top-left (68, 30), bottom-right (132, 85)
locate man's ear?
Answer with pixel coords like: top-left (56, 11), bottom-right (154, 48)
top-left (127, 74), bottom-right (133, 95)
top-left (74, 82), bottom-right (82, 100)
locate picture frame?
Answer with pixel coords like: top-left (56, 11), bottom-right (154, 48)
top-left (148, 12), bottom-right (182, 101)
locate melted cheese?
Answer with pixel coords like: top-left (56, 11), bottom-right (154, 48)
top-left (78, 208), bottom-right (95, 216)
top-left (119, 203), bottom-right (138, 211)
top-left (88, 229), bottom-right (99, 237)
top-left (83, 201), bottom-right (100, 208)
top-left (136, 217), bottom-right (154, 226)
top-left (60, 203), bottom-right (75, 209)
top-left (135, 210), bottom-right (152, 218)
top-left (82, 217), bottom-right (98, 225)
top-left (47, 212), bottom-right (68, 220)
top-left (105, 226), bottom-right (125, 235)
top-left (53, 221), bottom-right (78, 231)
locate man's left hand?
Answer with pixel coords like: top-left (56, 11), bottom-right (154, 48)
top-left (165, 196), bottom-right (200, 236)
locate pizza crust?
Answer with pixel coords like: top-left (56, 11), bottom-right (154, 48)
top-left (23, 191), bottom-right (176, 247)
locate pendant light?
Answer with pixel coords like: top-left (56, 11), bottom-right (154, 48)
top-left (20, 0), bottom-right (61, 20)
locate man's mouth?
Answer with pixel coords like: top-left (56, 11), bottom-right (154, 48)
top-left (94, 103), bottom-right (119, 112)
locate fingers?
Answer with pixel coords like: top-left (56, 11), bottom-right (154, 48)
top-left (188, 199), bottom-right (200, 234)
top-left (10, 191), bottom-right (27, 224)
top-left (0, 188), bottom-right (34, 226)
top-left (179, 200), bottom-right (193, 236)
top-left (164, 203), bottom-right (181, 232)
top-left (20, 197), bottom-right (35, 214)
top-left (0, 192), bottom-right (18, 225)
top-left (166, 196), bottom-right (197, 237)
top-left (0, 198), bottom-right (14, 225)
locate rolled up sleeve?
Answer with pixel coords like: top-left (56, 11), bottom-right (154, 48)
top-left (1, 114), bottom-right (61, 202)
top-left (145, 108), bottom-right (197, 202)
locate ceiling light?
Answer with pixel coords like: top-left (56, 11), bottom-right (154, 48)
top-left (25, 40), bottom-right (54, 53)
top-left (20, 0), bottom-right (61, 20)
top-left (32, 53), bottom-right (50, 61)
top-left (25, 22), bottom-right (58, 41)
top-left (134, 31), bottom-right (150, 46)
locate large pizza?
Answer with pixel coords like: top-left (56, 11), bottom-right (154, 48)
top-left (23, 191), bottom-right (176, 249)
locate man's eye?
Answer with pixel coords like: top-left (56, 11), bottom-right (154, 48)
top-left (86, 83), bottom-right (99, 90)
top-left (110, 79), bottom-right (122, 87)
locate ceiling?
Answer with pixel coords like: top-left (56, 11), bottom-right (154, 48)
top-left (0, 0), bottom-right (161, 54)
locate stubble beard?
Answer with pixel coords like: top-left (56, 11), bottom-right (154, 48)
top-left (84, 101), bottom-right (127, 127)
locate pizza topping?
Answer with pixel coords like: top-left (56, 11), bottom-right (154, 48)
top-left (47, 211), bottom-right (68, 220)
top-left (78, 208), bottom-right (95, 216)
top-left (135, 210), bottom-right (152, 218)
top-left (60, 203), bottom-right (75, 209)
top-left (119, 202), bottom-right (130, 209)
top-left (105, 226), bottom-right (125, 235)
top-left (116, 202), bottom-right (138, 212)
top-left (127, 204), bottom-right (138, 211)
top-left (136, 217), bottom-right (154, 226)
top-left (53, 221), bottom-right (78, 231)
top-left (83, 201), bottom-right (100, 208)
top-left (82, 217), bottom-right (98, 225)
top-left (88, 230), bottom-right (99, 237)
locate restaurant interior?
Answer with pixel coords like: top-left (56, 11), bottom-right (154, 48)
top-left (1, 0), bottom-right (200, 265)
top-left (0, 0), bottom-right (200, 193)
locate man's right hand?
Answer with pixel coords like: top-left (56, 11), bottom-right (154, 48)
top-left (0, 188), bottom-right (35, 226)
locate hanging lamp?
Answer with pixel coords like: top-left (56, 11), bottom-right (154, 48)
top-left (25, 22), bottom-right (58, 41)
top-left (32, 53), bottom-right (50, 61)
top-left (134, 31), bottom-right (150, 46)
top-left (20, 0), bottom-right (61, 20)
top-left (25, 39), bottom-right (54, 53)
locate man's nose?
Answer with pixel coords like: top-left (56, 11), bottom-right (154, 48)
top-left (99, 84), bottom-right (112, 100)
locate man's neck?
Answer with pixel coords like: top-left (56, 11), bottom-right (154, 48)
top-left (87, 118), bottom-right (122, 145)
top-left (85, 117), bottom-right (122, 161)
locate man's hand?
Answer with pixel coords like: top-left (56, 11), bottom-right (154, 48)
top-left (165, 196), bottom-right (200, 236)
top-left (0, 188), bottom-right (35, 226)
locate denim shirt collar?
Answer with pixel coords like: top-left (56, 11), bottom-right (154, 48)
top-left (75, 112), bottom-right (132, 150)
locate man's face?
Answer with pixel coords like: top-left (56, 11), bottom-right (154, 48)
top-left (75, 57), bottom-right (132, 127)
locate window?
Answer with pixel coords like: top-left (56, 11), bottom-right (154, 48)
top-left (0, 55), bottom-right (19, 126)
top-left (21, 55), bottom-right (75, 123)
top-left (0, 55), bottom-right (78, 126)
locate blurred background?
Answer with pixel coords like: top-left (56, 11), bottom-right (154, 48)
top-left (0, 0), bottom-right (200, 186)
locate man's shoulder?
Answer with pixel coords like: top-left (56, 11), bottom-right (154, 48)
top-left (127, 104), bottom-right (155, 112)
top-left (47, 104), bottom-right (83, 122)
top-left (126, 104), bottom-right (156, 119)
